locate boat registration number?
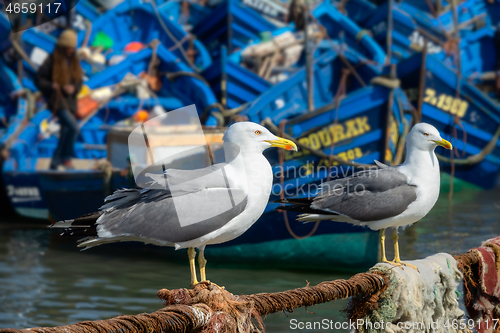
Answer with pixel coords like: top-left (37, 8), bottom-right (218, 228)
top-left (7, 185), bottom-right (41, 198)
top-left (423, 88), bottom-right (468, 118)
top-left (317, 148), bottom-right (364, 167)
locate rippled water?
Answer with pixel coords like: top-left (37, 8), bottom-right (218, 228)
top-left (0, 187), bottom-right (499, 331)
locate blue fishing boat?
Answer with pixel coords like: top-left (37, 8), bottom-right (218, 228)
top-left (460, 24), bottom-right (497, 83)
top-left (363, 1), bottom-right (488, 64)
top-left (337, 0), bottom-right (377, 26)
top-left (18, 0), bottom-right (211, 88)
top-left (0, 61), bottom-right (32, 218)
top-left (0, 60), bottom-right (23, 134)
top-left (202, 1), bottom-right (385, 124)
top-left (198, 34), bottom-right (408, 270)
top-left (486, 0), bottom-right (500, 26)
top-left (0, 12), bottom-right (11, 53)
top-left (159, 0), bottom-right (212, 30)
top-left (205, 79), bottom-right (409, 272)
top-left (313, 0), bottom-right (386, 66)
top-left (397, 53), bottom-right (500, 189)
top-left (74, 0), bottom-right (101, 22)
top-left (33, 0), bottom-right (101, 34)
top-left (43, 52), bottom-right (404, 271)
top-left (79, 0), bottom-right (212, 70)
top-left (192, 0), bottom-right (278, 60)
top-left (2, 44), bottom-right (218, 220)
top-left (420, 0), bottom-right (487, 34)
top-left (0, 57), bottom-right (30, 145)
top-left (347, 0), bottom-right (487, 30)
top-left (363, 2), bottom-right (449, 63)
top-left (7, 0), bottom-right (101, 93)
top-left (230, 46), bottom-right (382, 125)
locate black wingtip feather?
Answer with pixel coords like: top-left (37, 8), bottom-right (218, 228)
top-left (273, 197), bottom-right (315, 205)
top-left (276, 204), bottom-right (339, 215)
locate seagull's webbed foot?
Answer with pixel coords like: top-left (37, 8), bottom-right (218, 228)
top-left (393, 260), bottom-right (419, 272)
top-left (380, 258), bottom-right (397, 265)
top-left (382, 259), bottom-right (419, 272)
top-left (191, 280), bottom-right (231, 294)
top-left (386, 229), bottom-right (419, 272)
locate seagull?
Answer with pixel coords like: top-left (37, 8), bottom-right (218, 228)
top-left (278, 123), bottom-right (452, 270)
top-left (51, 122), bottom-right (297, 285)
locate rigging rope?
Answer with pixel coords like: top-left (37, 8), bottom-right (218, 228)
top-left (278, 118), bottom-right (321, 240)
top-left (149, 0), bottom-right (199, 72)
top-left (1, 250), bottom-right (485, 333)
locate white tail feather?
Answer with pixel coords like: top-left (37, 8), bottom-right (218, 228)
top-left (50, 220), bottom-right (75, 228)
top-left (297, 214), bottom-right (335, 222)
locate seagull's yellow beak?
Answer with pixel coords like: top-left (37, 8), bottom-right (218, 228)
top-left (433, 138), bottom-right (452, 150)
top-left (265, 137), bottom-right (298, 151)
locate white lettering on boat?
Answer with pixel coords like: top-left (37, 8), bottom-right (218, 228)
top-left (7, 185), bottom-right (41, 198)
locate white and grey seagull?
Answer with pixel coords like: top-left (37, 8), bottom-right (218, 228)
top-left (278, 123), bottom-right (452, 270)
top-left (52, 122), bottom-right (297, 285)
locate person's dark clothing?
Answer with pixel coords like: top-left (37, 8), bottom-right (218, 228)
top-left (49, 109), bottom-right (79, 169)
top-left (35, 53), bottom-right (81, 169)
top-left (35, 54), bottom-right (82, 114)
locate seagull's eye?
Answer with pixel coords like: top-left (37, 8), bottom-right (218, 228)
top-left (423, 133), bottom-right (429, 137)
top-left (254, 130), bottom-right (261, 136)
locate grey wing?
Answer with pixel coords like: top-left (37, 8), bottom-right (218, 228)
top-left (312, 167), bottom-right (417, 222)
top-left (93, 187), bottom-right (247, 244)
top-left (99, 188), bottom-right (143, 211)
top-left (140, 162), bottom-right (233, 194)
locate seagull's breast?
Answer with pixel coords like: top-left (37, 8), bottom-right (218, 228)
top-left (362, 156), bottom-right (441, 230)
top-left (379, 160), bottom-right (440, 229)
top-left (177, 153), bottom-right (274, 247)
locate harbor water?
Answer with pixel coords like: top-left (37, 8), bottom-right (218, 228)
top-left (0, 186), bottom-right (499, 331)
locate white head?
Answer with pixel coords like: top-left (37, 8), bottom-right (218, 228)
top-left (223, 122), bottom-right (298, 154)
top-left (406, 123), bottom-right (452, 152)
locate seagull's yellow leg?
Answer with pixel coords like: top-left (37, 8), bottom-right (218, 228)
top-left (188, 247), bottom-right (199, 286)
top-left (198, 247), bottom-right (208, 282)
top-left (392, 229), bottom-right (419, 271)
top-left (379, 229), bottom-right (389, 263)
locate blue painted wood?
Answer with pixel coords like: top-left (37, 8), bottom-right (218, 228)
top-left (158, 0), bottom-right (211, 28)
top-left (2, 44), bottom-right (217, 219)
top-left (0, 59), bottom-right (25, 132)
top-left (361, 0), bottom-right (493, 79)
top-left (78, 0), bottom-right (211, 69)
top-left (203, 2), bottom-right (385, 126)
top-left (75, 0), bottom-right (100, 22)
top-left (192, 0), bottom-right (277, 60)
top-left (486, 0), bottom-right (500, 26)
top-left (313, 1), bottom-right (386, 65)
top-left (398, 53), bottom-right (500, 188)
top-left (0, 13), bottom-right (11, 53)
top-left (240, 47), bottom-right (381, 125)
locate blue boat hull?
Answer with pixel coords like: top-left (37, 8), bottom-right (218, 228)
top-left (398, 53), bottom-right (500, 188)
top-left (192, 0), bottom-right (277, 59)
top-left (3, 172), bottom-right (49, 219)
top-left (9, 85), bottom-right (406, 271)
top-left (2, 44), bottom-right (217, 219)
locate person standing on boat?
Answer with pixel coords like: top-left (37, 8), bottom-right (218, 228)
top-left (35, 29), bottom-right (83, 170)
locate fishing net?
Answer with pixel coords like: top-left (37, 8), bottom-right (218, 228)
top-left (346, 253), bottom-right (470, 333)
